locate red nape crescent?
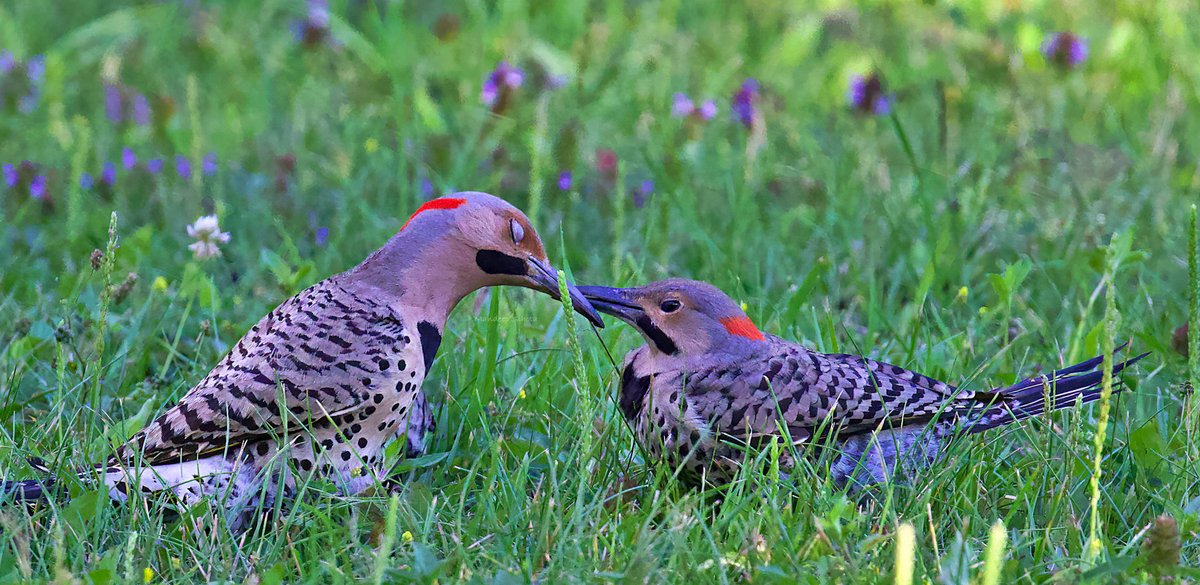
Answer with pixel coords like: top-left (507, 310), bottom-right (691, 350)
top-left (720, 316), bottom-right (765, 341)
top-left (402, 197), bottom-right (467, 230)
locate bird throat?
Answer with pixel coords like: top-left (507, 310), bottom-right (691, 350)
top-left (350, 228), bottom-right (485, 333)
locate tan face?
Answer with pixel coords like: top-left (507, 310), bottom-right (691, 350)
top-left (415, 193), bottom-right (601, 326)
top-left (509, 214), bottom-right (548, 260)
top-left (579, 279), bottom-right (766, 357)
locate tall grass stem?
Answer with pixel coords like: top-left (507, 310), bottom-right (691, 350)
top-left (1086, 233), bottom-right (1122, 562)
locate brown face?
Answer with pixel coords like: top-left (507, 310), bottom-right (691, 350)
top-left (443, 195), bottom-right (602, 327)
top-left (498, 213), bottom-right (548, 264)
top-left (579, 279), bottom-right (766, 356)
top-left (466, 209), bottom-right (550, 282)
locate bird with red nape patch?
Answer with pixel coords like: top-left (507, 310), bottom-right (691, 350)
top-left (580, 278), bottom-right (1146, 490)
top-left (2, 192), bottom-right (602, 529)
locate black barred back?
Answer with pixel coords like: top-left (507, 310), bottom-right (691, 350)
top-left (122, 276), bottom-right (427, 466)
top-left (618, 333), bottom-right (1143, 487)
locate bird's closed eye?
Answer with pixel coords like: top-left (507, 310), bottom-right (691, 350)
top-left (510, 219), bottom-right (525, 244)
top-left (659, 299), bottom-right (681, 313)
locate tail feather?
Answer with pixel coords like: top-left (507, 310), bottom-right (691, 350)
top-left (2, 456), bottom-right (61, 504)
top-left (964, 349), bottom-right (1148, 433)
top-left (1, 479), bottom-right (55, 503)
top-left (1037, 341), bottom-right (1130, 378)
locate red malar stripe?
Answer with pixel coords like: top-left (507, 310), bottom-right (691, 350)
top-left (402, 197), bottom-right (467, 230)
top-left (720, 316), bottom-right (765, 341)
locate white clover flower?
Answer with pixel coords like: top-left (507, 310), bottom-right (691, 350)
top-left (186, 215), bottom-right (230, 260)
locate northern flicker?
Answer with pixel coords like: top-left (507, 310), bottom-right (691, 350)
top-left (580, 279), bottom-right (1145, 488)
top-left (4, 192), bottom-right (602, 521)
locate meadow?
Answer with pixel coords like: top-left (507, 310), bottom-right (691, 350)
top-left (0, 0), bottom-right (1197, 582)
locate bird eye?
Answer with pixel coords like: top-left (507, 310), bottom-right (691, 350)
top-left (510, 219), bottom-right (525, 244)
top-left (659, 299), bottom-right (681, 313)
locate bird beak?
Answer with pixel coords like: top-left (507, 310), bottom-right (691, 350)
top-left (576, 285), bottom-right (645, 325)
top-left (525, 257), bottom-right (605, 328)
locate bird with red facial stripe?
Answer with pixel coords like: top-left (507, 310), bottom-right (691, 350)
top-left (4, 192), bottom-right (602, 525)
top-left (580, 279), bottom-right (1145, 489)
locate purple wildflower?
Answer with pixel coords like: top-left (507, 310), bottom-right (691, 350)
top-left (1042, 32), bottom-right (1088, 69)
top-left (122, 147), bottom-right (137, 170)
top-left (557, 170), bottom-right (573, 191)
top-left (147, 158), bottom-right (164, 174)
top-left (17, 94), bottom-right (37, 113)
top-left (24, 55), bottom-right (44, 84)
top-left (2, 164), bottom-right (16, 188)
top-left (673, 92), bottom-right (718, 122)
top-left (293, 0), bottom-right (332, 48)
top-left (7, 54), bottom-right (45, 113)
top-left (480, 80), bottom-right (496, 106)
top-left (847, 74), bottom-right (891, 116)
top-left (672, 93), bottom-right (695, 118)
top-left (104, 84), bottom-right (122, 123)
top-left (307, 0), bottom-right (329, 28)
top-left (420, 178), bottom-right (435, 199)
top-left (730, 79), bottom-right (759, 128)
top-left (80, 173), bottom-right (94, 189)
top-left (29, 175), bottom-right (46, 200)
top-left (175, 155), bottom-right (192, 179)
top-left (202, 152), bottom-right (218, 176)
top-left (315, 226), bottom-right (330, 247)
top-left (132, 93), bottom-right (150, 125)
top-left (0, 53), bottom-right (44, 113)
top-left (101, 162), bottom-right (116, 185)
top-left (633, 179), bottom-right (654, 208)
top-left (481, 61), bottom-right (524, 109)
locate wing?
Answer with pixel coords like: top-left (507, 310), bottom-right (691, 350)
top-left (684, 337), bottom-right (966, 446)
top-left (122, 278), bottom-right (414, 464)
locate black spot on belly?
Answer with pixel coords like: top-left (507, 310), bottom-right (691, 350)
top-left (619, 363), bottom-right (652, 421)
top-left (417, 321), bottom-right (442, 372)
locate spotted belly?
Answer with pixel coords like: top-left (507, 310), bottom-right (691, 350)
top-left (104, 349), bottom-right (434, 514)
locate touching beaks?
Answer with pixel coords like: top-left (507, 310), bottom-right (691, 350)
top-left (525, 257), bottom-right (605, 328)
top-left (576, 285), bottom-right (645, 325)
top-left (579, 285), bottom-right (681, 356)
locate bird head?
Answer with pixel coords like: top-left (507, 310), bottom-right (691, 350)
top-left (578, 278), bottom-right (767, 357)
top-left (367, 191), bottom-right (603, 327)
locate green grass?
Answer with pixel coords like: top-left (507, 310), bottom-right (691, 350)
top-left (1, 0), bottom-right (1197, 582)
